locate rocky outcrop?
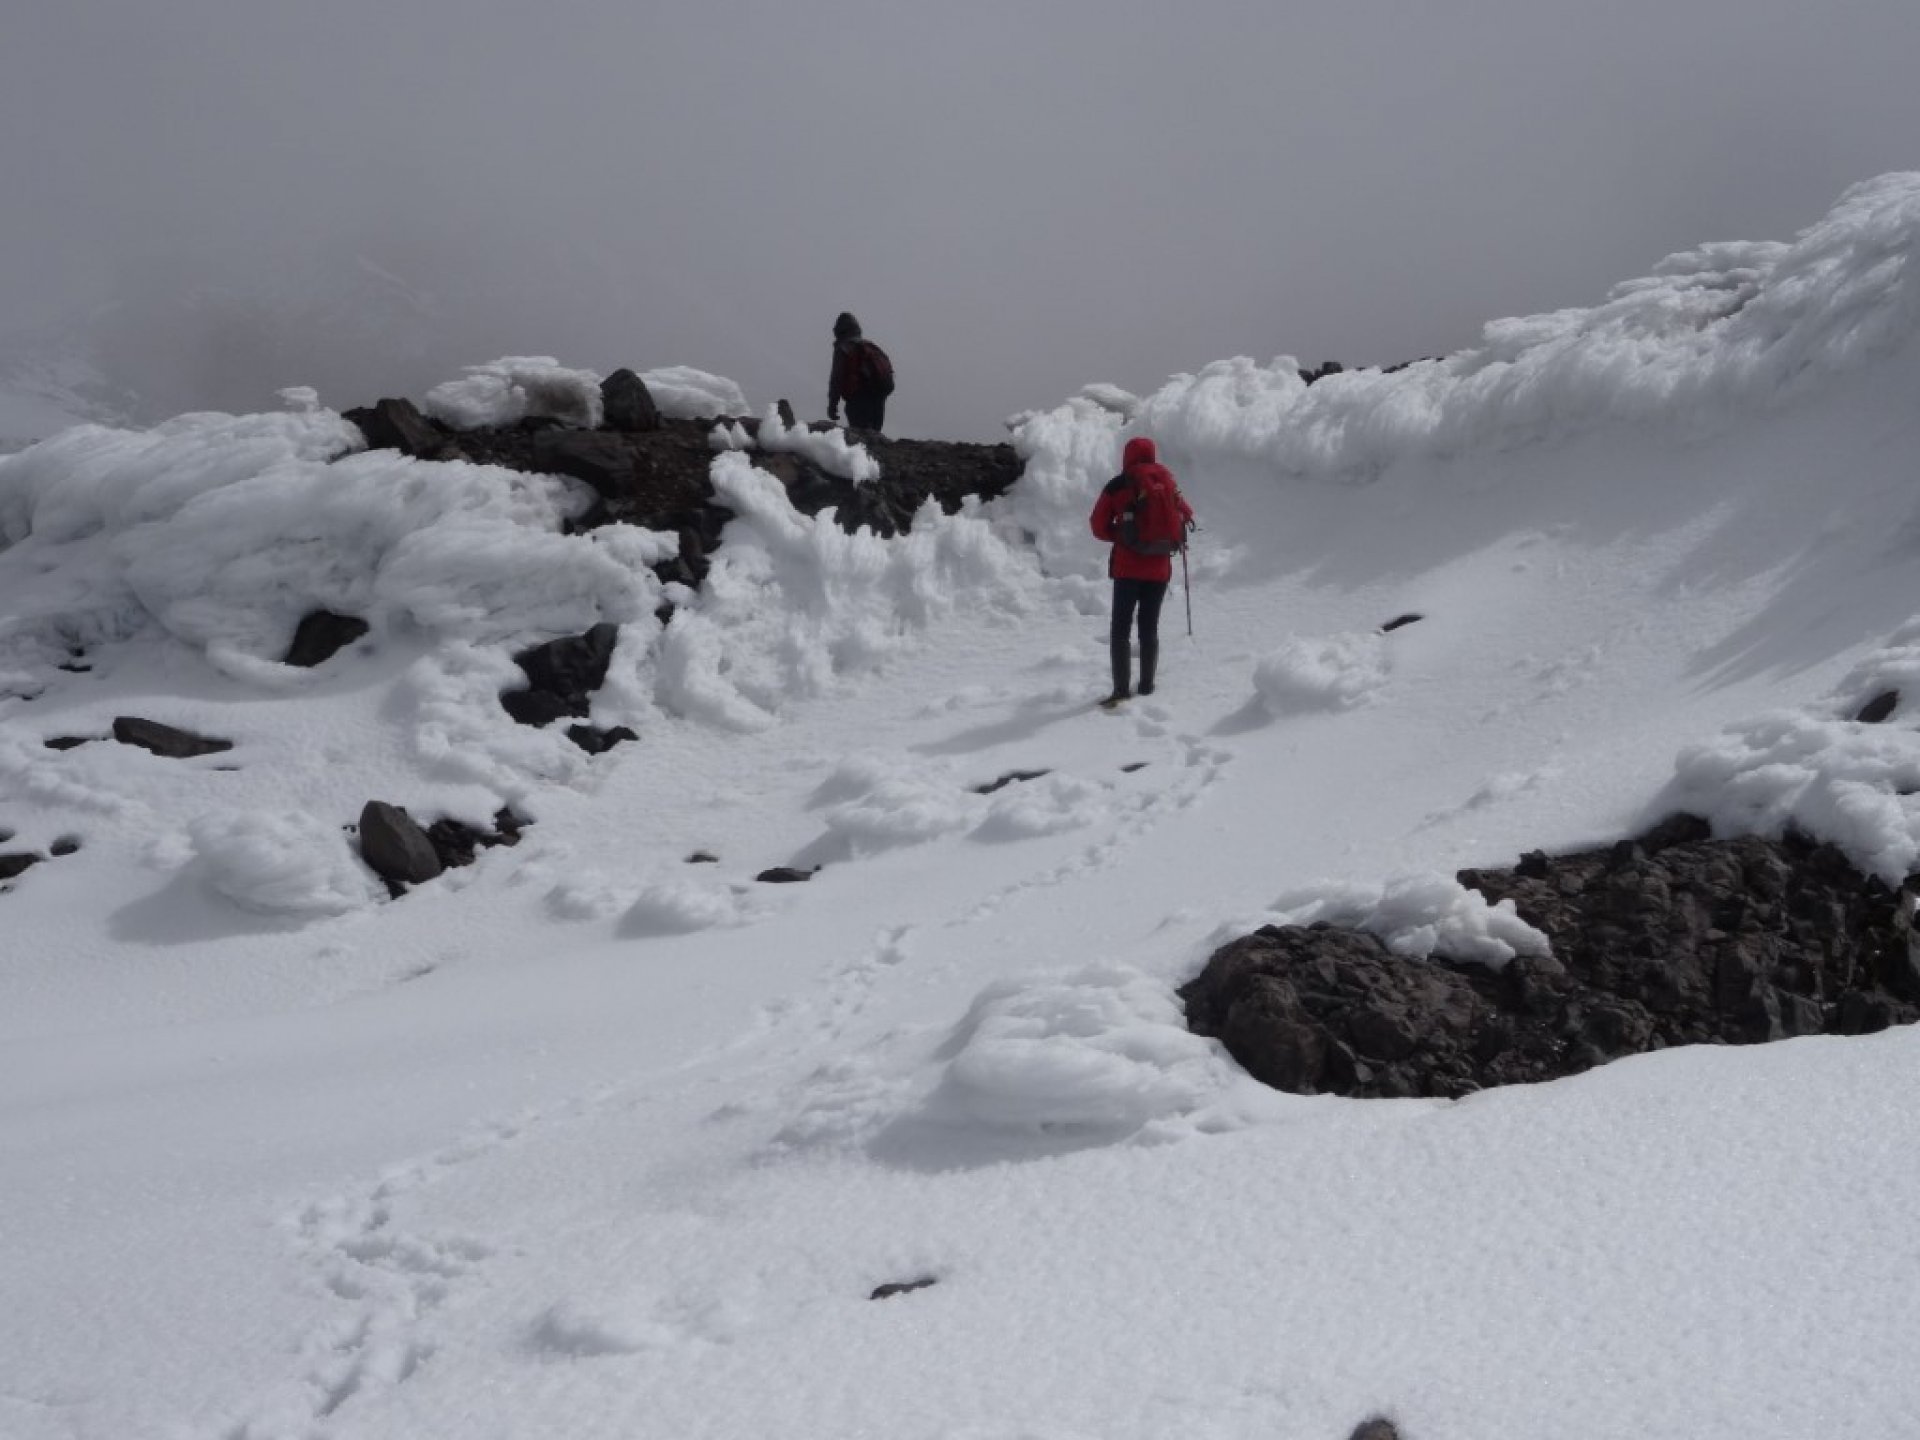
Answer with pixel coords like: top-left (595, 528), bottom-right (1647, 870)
top-left (284, 610), bottom-right (370, 667)
top-left (112, 716), bottom-right (233, 758)
top-left (1182, 816), bottom-right (1920, 1099)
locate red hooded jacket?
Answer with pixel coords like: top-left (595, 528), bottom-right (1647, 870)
top-left (1090, 437), bottom-right (1194, 583)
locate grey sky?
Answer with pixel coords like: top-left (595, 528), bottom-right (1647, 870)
top-left (5, 1), bottom-right (1917, 438)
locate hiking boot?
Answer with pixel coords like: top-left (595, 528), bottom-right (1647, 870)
top-left (1099, 691), bottom-right (1131, 710)
top-left (1138, 680), bottom-right (1155, 696)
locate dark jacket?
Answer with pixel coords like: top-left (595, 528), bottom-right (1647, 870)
top-left (1090, 436), bottom-right (1194, 583)
top-left (828, 337), bottom-right (867, 411)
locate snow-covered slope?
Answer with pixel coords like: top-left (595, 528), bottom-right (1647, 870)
top-left (5, 176), bottom-right (1920, 1440)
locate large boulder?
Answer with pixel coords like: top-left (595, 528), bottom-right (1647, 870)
top-left (358, 801), bottom-right (444, 885)
top-left (601, 370), bottom-right (661, 433)
top-left (1184, 817), bottom-right (1920, 1099)
top-left (343, 397), bottom-right (443, 457)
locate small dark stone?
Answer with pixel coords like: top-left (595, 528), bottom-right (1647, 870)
top-left (1120, 762), bottom-right (1149, 773)
top-left (425, 817), bottom-right (487, 871)
top-left (601, 369), bottom-right (661, 433)
top-left (500, 689), bottom-right (576, 727)
top-left (44, 736), bottom-right (92, 751)
top-left (112, 716), bottom-right (233, 758)
top-left (56, 661), bottom-right (91, 674)
top-left (1856, 689), bottom-right (1900, 724)
top-left (1348, 1417), bottom-right (1400, 1440)
top-left (284, 611), bottom-right (370, 667)
top-left (0, 853), bottom-right (42, 881)
top-left (49, 836), bottom-right (80, 857)
top-left (358, 801), bottom-right (445, 885)
top-left (492, 807), bottom-right (529, 843)
top-left (343, 397), bottom-right (443, 456)
top-left (501, 623), bottom-right (622, 726)
top-left (776, 398), bottom-right (797, 428)
top-left (567, 723), bottom-right (638, 755)
top-left (755, 866), bottom-right (817, 884)
top-left (1379, 613), bottom-right (1423, 633)
top-left (973, 768), bottom-right (1051, 795)
top-left (869, 1276), bottom-right (938, 1300)
top-left (686, 851), bottom-right (720, 864)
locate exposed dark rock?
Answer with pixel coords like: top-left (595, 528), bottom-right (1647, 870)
top-left (56, 659), bottom-right (90, 674)
top-left (869, 1276), bottom-right (938, 1300)
top-left (45, 736), bottom-right (92, 751)
top-left (974, 768), bottom-right (1050, 795)
top-left (756, 866), bottom-right (817, 884)
top-left (600, 369), bottom-right (661, 433)
top-left (112, 716), bottom-right (233, 758)
top-left (1183, 816), bottom-right (1920, 1098)
top-left (1379, 613), bottom-right (1423, 633)
top-left (687, 851), bottom-right (719, 864)
top-left (499, 689), bottom-right (576, 727)
top-left (50, 836), bottom-right (80, 857)
top-left (1120, 762), bottom-right (1149, 773)
top-left (1857, 689), bottom-right (1900, 724)
top-left (358, 801), bottom-right (445, 885)
top-left (0, 853), bottom-right (42, 881)
top-left (425, 818), bottom-right (487, 871)
top-left (1348, 1420), bottom-right (1401, 1440)
top-left (776, 398), bottom-right (797, 428)
top-left (1299, 360), bottom-right (1346, 385)
top-left (284, 610), bottom-right (370, 667)
top-left (423, 809), bottom-right (528, 871)
top-left (566, 723), bottom-right (637, 755)
top-left (531, 430), bottom-right (646, 501)
top-left (344, 397), bottom-right (444, 457)
top-left (500, 623), bottom-right (621, 726)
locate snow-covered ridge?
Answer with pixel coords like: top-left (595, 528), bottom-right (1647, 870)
top-left (1008, 172), bottom-right (1920, 567)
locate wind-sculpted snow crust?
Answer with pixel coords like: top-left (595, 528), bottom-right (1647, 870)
top-left (1005, 172), bottom-right (1920, 576)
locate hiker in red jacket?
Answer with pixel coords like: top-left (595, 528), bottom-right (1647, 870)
top-left (826, 312), bottom-right (893, 433)
top-left (1090, 436), bottom-right (1194, 707)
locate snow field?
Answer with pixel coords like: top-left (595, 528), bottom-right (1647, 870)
top-left (6, 175), bottom-right (1920, 1438)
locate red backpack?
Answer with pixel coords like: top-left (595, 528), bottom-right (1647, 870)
top-left (1116, 468), bottom-right (1185, 556)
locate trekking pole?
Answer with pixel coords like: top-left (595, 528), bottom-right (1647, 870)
top-left (1181, 544), bottom-right (1193, 638)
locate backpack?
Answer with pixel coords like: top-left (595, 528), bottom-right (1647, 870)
top-left (857, 340), bottom-right (896, 398)
top-left (1115, 469), bottom-right (1185, 555)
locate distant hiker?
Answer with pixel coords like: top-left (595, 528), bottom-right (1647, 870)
top-left (826, 312), bottom-right (894, 433)
top-left (1090, 436), bottom-right (1194, 707)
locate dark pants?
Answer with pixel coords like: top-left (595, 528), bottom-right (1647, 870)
top-left (1110, 578), bottom-right (1167, 696)
top-left (847, 395), bottom-right (886, 433)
